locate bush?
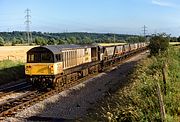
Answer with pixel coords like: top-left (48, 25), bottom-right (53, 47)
top-left (149, 33), bottom-right (169, 56)
top-left (0, 36), bottom-right (5, 46)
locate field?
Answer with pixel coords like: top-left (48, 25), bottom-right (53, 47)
top-left (0, 46), bottom-right (36, 62)
top-left (169, 42), bottom-right (180, 45)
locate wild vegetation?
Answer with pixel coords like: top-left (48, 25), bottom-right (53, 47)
top-left (0, 60), bottom-right (24, 85)
top-left (149, 33), bottom-right (169, 55)
top-left (83, 35), bottom-right (180, 121)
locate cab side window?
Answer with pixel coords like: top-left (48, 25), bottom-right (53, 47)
top-left (56, 54), bottom-right (63, 62)
top-left (28, 54), bottom-right (34, 62)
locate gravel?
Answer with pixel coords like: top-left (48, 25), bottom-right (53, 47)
top-left (3, 51), bottom-right (148, 122)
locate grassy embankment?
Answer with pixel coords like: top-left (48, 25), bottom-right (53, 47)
top-left (0, 60), bottom-right (25, 85)
top-left (84, 46), bottom-right (180, 122)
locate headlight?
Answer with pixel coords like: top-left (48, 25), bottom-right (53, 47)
top-left (25, 65), bottom-right (32, 71)
top-left (49, 65), bottom-right (54, 73)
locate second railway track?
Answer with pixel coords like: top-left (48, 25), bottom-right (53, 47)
top-left (0, 81), bottom-right (32, 100)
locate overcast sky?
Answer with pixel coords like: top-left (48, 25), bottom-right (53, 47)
top-left (0, 0), bottom-right (180, 36)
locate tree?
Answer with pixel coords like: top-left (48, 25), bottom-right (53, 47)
top-left (0, 36), bottom-right (4, 46)
top-left (177, 36), bottom-right (180, 42)
top-left (82, 37), bottom-right (93, 44)
top-left (70, 37), bottom-right (78, 44)
top-left (138, 36), bottom-right (146, 42)
top-left (126, 36), bottom-right (146, 43)
top-left (149, 33), bottom-right (169, 56)
top-left (11, 37), bottom-right (21, 46)
top-left (170, 37), bottom-right (177, 42)
top-left (47, 38), bottom-right (56, 45)
top-left (35, 37), bottom-right (47, 45)
top-left (126, 37), bottom-right (139, 43)
top-left (57, 38), bottom-right (65, 44)
top-left (19, 37), bottom-right (25, 44)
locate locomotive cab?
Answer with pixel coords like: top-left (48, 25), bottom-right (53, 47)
top-left (26, 47), bottom-right (63, 75)
top-left (25, 46), bottom-right (63, 87)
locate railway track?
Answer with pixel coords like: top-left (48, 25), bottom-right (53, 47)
top-left (0, 81), bottom-right (32, 100)
top-left (0, 49), bottom-right (147, 118)
top-left (0, 80), bottom-right (27, 91)
top-left (0, 81), bottom-right (29, 93)
top-left (0, 71), bottom-right (100, 118)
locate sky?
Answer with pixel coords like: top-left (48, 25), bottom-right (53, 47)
top-left (0, 0), bottom-right (180, 36)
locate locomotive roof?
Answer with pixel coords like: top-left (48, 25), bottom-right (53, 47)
top-left (27, 44), bottom-right (92, 54)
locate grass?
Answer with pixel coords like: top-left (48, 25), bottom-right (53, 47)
top-left (0, 60), bottom-right (25, 85)
top-left (0, 60), bottom-right (23, 70)
top-left (83, 46), bottom-right (180, 122)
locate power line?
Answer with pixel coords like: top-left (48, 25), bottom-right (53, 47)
top-left (25, 8), bottom-right (32, 44)
top-left (142, 25), bottom-right (147, 37)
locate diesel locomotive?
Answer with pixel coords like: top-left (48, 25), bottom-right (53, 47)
top-left (25, 43), bottom-right (147, 88)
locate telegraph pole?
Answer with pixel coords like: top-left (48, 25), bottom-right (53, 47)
top-left (113, 33), bottom-right (116, 43)
top-left (142, 25), bottom-right (147, 37)
top-left (25, 8), bottom-right (32, 44)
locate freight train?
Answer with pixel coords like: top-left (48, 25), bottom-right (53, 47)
top-left (25, 43), bottom-right (147, 88)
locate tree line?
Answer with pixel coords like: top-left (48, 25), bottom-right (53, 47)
top-left (0, 31), bottom-right (179, 46)
top-left (0, 31), bottom-right (148, 46)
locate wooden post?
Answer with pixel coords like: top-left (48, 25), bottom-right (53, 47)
top-left (162, 63), bottom-right (167, 95)
top-left (157, 82), bottom-right (166, 121)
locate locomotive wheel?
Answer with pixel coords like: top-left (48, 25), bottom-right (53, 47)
top-left (57, 77), bottom-right (64, 88)
top-left (53, 77), bottom-right (61, 89)
top-left (74, 73), bottom-right (78, 81)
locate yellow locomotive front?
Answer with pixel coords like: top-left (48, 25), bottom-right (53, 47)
top-left (25, 46), bottom-right (63, 87)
